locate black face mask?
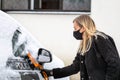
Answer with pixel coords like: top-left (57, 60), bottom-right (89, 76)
top-left (73, 30), bottom-right (83, 40)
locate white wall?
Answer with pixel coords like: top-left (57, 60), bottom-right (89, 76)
top-left (8, 0), bottom-right (120, 79)
top-left (91, 0), bottom-right (120, 54)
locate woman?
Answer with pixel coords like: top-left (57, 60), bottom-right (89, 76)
top-left (42, 15), bottom-right (120, 80)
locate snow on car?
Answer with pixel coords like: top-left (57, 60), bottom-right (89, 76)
top-left (0, 10), bottom-right (69, 80)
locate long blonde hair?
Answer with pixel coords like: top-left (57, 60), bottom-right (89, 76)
top-left (73, 15), bottom-right (96, 54)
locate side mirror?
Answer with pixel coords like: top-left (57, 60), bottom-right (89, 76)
top-left (37, 48), bottom-right (52, 63)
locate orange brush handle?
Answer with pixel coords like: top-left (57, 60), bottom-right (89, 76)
top-left (27, 52), bottom-right (48, 80)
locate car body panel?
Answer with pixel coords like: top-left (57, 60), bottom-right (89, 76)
top-left (0, 10), bottom-right (69, 80)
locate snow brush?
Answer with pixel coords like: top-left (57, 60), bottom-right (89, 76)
top-left (27, 52), bottom-right (48, 80)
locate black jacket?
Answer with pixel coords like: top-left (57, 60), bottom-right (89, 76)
top-left (53, 34), bottom-right (120, 80)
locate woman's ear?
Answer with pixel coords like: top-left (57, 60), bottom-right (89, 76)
top-left (80, 27), bottom-right (86, 33)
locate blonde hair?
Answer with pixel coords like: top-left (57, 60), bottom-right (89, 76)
top-left (73, 15), bottom-right (96, 54)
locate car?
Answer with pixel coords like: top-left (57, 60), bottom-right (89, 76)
top-left (0, 10), bottom-right (69, 80)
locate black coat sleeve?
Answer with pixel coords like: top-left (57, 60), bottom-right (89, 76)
top-left (95, 36), bottom-right (120, 80)
top-left (52, 53), bottom-right (80, 78)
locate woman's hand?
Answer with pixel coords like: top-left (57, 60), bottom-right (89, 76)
top-left (40, 69), bottom-right (53, 76)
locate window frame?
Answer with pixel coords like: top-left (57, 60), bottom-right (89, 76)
top-left (0, 0), bottom-right (91, 15)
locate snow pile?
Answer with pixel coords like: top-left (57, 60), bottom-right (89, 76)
top-left (0, 67), bottom-right (20, 80)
